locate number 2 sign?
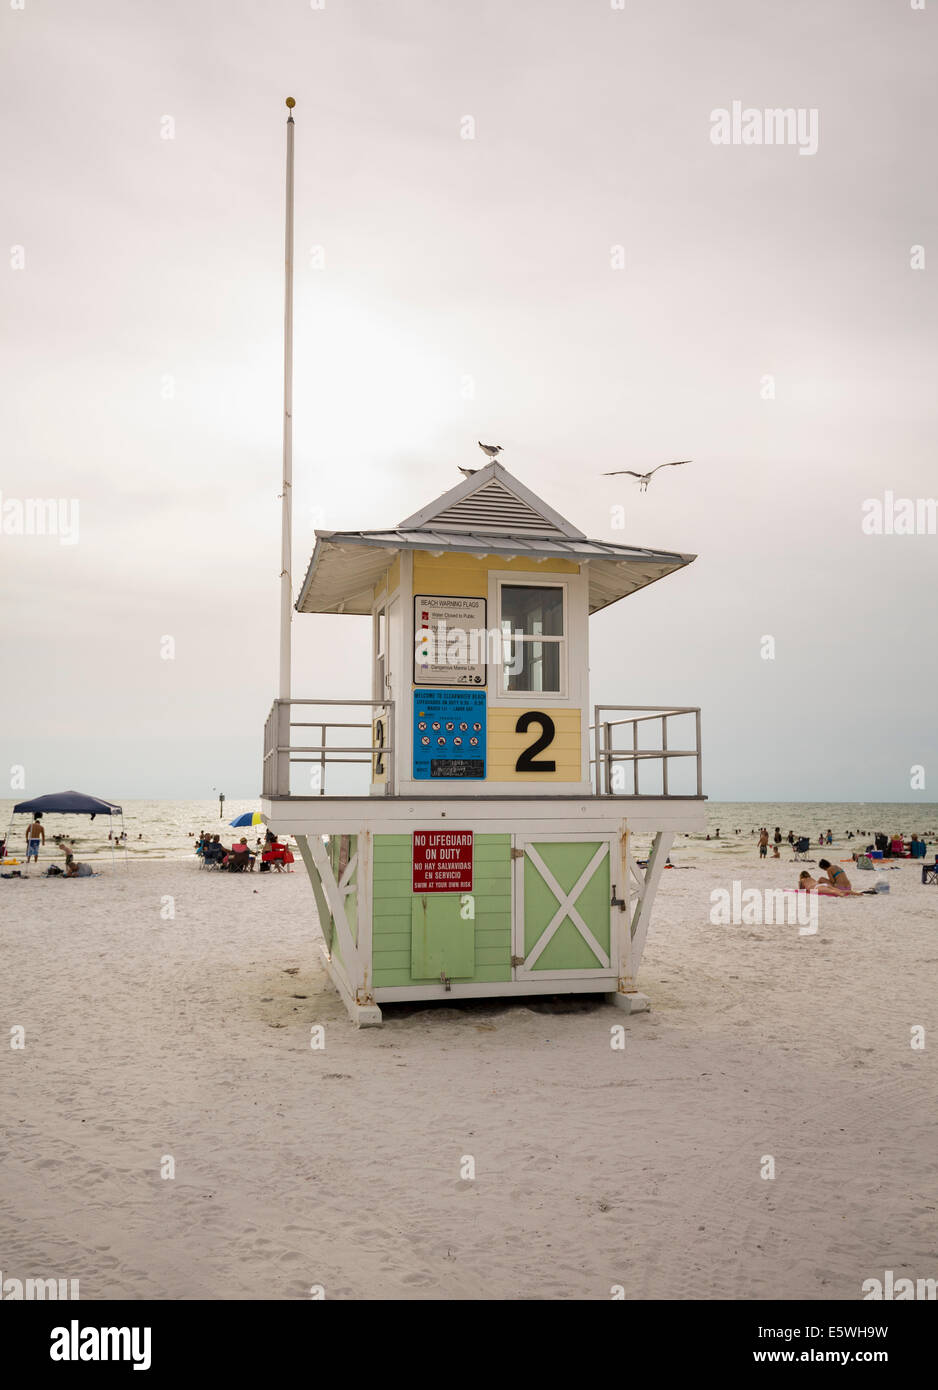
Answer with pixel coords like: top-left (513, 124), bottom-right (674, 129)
top-left (514, 711), bottom-right (557, 772)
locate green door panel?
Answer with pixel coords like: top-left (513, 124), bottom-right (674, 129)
top-left (523, 840), bottom-right (611, 971)
top-left (411, 894), bottom-right (476, 979)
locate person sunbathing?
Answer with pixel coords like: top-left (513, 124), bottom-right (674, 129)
top-left (799, 870), bottom-right (847, 897)
top-left (800, 868), bottom-right (877, 897)
top-left (818, 858), bottom-right (851, 893)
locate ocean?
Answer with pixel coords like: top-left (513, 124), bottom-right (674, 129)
top-left (2, 800), bottom-right (936, 863)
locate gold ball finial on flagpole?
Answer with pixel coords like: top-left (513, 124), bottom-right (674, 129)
top-left (286, 97), bottom-right (296, 109)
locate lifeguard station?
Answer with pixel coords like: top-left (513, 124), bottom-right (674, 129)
top-left (260, 102), bottom-right (704, 1025)
top-left (260, 461), bottom-right (705, 1026)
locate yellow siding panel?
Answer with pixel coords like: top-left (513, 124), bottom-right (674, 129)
top-left (486, 706), bottom-right (583, 782)
top-left (412, 551), bottom-right (577, 597)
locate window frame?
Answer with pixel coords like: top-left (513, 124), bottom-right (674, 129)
top-left (373, 602), bottom-right (387, 701)
top-left (493, 577), bottom-right (569, 700)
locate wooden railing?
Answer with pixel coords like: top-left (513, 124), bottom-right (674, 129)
top-left (590, 706), bottom-right (702, 797)
top-left (262, 699), bottom-right (395, 799)
top-left (262, 699), bottom-right (702, 800)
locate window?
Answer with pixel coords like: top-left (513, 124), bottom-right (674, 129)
top-left (498, 583), bottom-right (566, 694)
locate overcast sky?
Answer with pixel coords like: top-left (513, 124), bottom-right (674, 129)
top-left (2, 0), bottom-right (936, 800)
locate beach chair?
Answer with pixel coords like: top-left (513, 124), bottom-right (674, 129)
top-left (791, 837), bottom-right (811, 862)
top-left (922, 859), bottom-right (938, 886)
top-left (262, 841), bottom-right (290, 871)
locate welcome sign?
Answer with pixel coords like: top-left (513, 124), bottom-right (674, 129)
top-left (412, 689), bottom-right (486, 779)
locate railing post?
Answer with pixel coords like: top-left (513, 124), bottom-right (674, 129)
top-left (319, 723), bottom-right (326, 796)
top-left (387, 702), bottom-right (395, 797)
top-left (592, 705), bottom-right (601, 796)
top-left (661, 716), bottom-right (668, 796)
top-left (275, 700), bottom-right (291, 798)
top-left (632, 720), bottom-right (639, 796)
top-left (603, 721), bottom-right (612, 795)
top-left (695, 708), bottom-right (702, 796)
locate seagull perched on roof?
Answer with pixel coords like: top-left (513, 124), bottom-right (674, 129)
top-left (602, 460), bottom-right (691, 493)
top-left (457, 466), bottom-right (479, 478)
top-left (478, 441), bottom-right (503, 460)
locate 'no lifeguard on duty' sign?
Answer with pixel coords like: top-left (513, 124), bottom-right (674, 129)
top-left (412, 831), bottom-right (474, 893)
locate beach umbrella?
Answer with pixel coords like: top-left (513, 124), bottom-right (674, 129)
top-left (229, 811), bottom-right (267, 828)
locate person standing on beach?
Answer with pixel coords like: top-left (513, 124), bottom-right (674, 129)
top-left (758, 828), bottom-right (769, 859)
top-left (26, 814), bottom-right (45, 863)
top-left (774, 827), bottom-right (782, 845)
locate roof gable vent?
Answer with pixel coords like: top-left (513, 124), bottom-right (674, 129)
top-left (398, 462), bottom-right (586, 539)
top-left (429, 479), bottom-right (564, 534)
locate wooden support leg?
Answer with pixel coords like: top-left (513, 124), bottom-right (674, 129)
top-left (295, 834), bottom-right (382, 1028)
top-left (607, 829), bottom-right (674, 1012)
top-left (294, 834), bottom-right (334, 951)
top-left (630, 830), bottom-right (674, 967)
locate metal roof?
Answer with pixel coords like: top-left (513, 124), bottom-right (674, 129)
top-left (295, 527), bottom-right (695, 615)
top-left (295, 462), bottom-right (695, 615)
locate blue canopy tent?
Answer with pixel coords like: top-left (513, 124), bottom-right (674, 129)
top-left (13, 791), bottom-right (122, 817)
top-left (6, 790), bottom-right (125, 870)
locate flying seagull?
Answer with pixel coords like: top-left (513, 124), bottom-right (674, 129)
top-left (602, 460), bottom-right (691, 493)
top-left (478, 441), bottom-right (503, 460)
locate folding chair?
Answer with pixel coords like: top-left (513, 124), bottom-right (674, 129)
top-left (791, 837), bottom-right (811, 862)
top-left (922, 859), bottom-right (938, 886)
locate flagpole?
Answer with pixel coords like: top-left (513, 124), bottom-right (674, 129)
top-left (279, 97), bottom-right (296, 702)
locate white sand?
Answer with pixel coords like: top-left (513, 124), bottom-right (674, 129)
top-left (2, 852), bottom-right (935, 1300)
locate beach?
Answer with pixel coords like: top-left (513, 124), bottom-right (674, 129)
top-left (2, 844), bottom-right (935, 1300)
